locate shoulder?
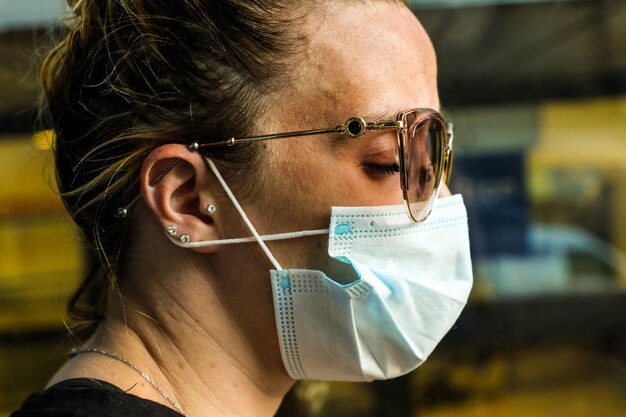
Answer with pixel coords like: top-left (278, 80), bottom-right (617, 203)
top-left (10, 378), bottom-right (183, 417)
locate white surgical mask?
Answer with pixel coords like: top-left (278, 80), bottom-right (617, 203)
top-left (172, 159), bottom-right (473, 381)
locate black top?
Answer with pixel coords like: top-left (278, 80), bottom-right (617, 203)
top-left (10, 378), bottom-right (184, 417)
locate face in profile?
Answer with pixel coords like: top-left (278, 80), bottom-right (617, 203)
top-left (238, 3), bottom-right (443, 270)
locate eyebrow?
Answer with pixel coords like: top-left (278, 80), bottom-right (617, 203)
top-left (362, 108), bottom-right (399, 122)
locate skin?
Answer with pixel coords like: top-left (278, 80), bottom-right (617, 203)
top-left (49, 3), bottom-right (450, 417)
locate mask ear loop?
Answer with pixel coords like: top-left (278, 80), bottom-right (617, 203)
top-left (204, 158), bottom-right (284, 271)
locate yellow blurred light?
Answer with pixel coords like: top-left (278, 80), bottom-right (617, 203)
top-left (31, 130), bottom-right (56, 150)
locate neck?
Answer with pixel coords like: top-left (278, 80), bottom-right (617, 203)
top-left (56, 247), bottom-right (293, 417)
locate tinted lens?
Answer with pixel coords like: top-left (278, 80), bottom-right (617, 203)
top-left (403, 112), bottom-right (445, 221)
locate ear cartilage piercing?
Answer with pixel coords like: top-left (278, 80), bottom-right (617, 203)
top-left (206, 204), bottom-right (216, 214)
top-left (117, 208), bottom-right (128, 218)
top-left (167, 225), bottom-right (177, 236)
top-left (116, 144), bottom-right (202, 220)
top-left (180, 234), bottom-right (191, 244)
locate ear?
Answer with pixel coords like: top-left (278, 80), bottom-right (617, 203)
top-left (140, 144), bottom-right (221, 253)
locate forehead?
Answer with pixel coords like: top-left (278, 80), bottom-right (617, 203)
top-left (277, 3), bottom-right (439, 128)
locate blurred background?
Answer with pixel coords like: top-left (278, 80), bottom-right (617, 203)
top-left (1, 0), bottom-right (625, 416)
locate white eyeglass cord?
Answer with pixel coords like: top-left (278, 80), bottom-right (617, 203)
top-left (167, 229), bottom-right (329, 248)
top-left (205, 158), bottom-right (283, 271)
top-left (168, 158), bottom-right (329, 271)
top-left (206, 158), bottom-right (282, 270)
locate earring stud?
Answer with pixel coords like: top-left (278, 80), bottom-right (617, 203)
top-left (206, 204), bottom-right (216, 214)
top-left (180, 234), bottom-right (191, 244)
top-left (167, 225), bottom-right (177, 236)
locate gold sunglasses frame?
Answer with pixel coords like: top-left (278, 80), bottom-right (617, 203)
top-left (127, 108), bottom-right (454, 223)
top-left (395, 109), bottom-right (454, 222)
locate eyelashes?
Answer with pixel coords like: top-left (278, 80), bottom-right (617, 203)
top-left (363, 162), bottom-right (400, 176)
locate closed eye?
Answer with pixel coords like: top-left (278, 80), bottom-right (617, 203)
top-left (363, 163), bottom-right (400, 176)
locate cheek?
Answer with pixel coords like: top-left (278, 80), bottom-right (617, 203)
top-left (274, 145), bottom-right (348, 225)
top-left (241, 142), bottom-right (404, 270)
top-left (247, 139), bottom-right (404, 237)
top-left (246, 142), bottom-right (336, 233)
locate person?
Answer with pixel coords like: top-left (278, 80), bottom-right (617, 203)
top-left (12, 0), bottom-right (472, 416)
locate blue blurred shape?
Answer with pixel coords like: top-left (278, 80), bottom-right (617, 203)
top-left (450, 152), bottom-right (529, 257)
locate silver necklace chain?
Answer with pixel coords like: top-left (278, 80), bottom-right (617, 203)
top-left (69, 347), bottom-right (189, 417)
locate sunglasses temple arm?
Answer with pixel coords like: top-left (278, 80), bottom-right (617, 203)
top-left (197, 119), bottom-right (401, 149)
top-left (118, 125), bottom-right (345, 215)
top-left (198, 126), bottom-right (344, 148)
top-left (116, 119), bottom-right (402, 217)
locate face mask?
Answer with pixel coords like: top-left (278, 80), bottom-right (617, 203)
top-left (172, 159), bottom-right (473, 381)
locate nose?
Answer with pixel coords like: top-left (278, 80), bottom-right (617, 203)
top-left (438, 183), bottom-right (452, 198)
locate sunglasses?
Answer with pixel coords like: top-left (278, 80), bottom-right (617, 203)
top-left (128, 108), bottom-right (454, 223)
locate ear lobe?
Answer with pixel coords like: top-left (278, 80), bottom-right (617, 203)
top-left (140, 144), bottom-right (221, 253)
